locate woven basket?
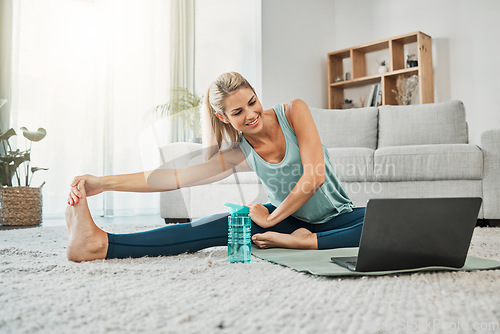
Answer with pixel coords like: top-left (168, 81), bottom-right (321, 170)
top-left (0, 186), bottom-right (43, 226)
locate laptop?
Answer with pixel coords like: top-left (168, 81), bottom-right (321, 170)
top-left (330, 197), bottom-right (482, 272)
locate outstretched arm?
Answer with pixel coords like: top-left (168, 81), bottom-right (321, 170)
top-left (249, 99), bottom-right (325, 228)
top-left (145, 146), bottom-right (250, 190)
top-left (68, 146), bottom-right (250, 205)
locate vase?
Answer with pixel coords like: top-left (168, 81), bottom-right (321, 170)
top-left (378, 65), bottom-right (388, 74)
top-left (407, 60), bottom-right (418, 68)
top-left (0, 186), bottom-right (43, 226)
top-left (399, 95), bottom-right (412, 105)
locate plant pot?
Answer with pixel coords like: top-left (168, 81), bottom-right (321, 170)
top-left (342, 103), bottom-right (354, 109)
top-left (407, 60), bottom-right (418, 68)
top-left (378, 65), bottom-right (388, 74)
top-left (0, 186), bottom-right (43, 226)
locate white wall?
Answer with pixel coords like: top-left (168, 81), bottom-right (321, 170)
top-left (195, 0), bottom-right (261, 98)
top-left (262, 0), bottom-right (500, 140)
top-left (261, 0), bottom-right (335, 108)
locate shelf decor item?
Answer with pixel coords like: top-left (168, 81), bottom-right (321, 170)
top-left (0, 125), bottom-right (48, 226)
top-left (342, 99), bottom-right (354, 109)
top-left (407, 54), bottom-right (418, 68)
top-left (327, 31), bottom-right (433, 109)
top-left (392, 74), bottom-right (419, 105)
top-left (378, 60), bottom-right (388, 74)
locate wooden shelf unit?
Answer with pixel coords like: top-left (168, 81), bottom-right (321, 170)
top-left (327, 31), bottom-right (434, 109)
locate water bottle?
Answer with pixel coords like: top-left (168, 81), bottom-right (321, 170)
top-left (224, 203), bottom-right (251, 263)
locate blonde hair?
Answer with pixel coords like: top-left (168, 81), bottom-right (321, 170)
top-left (202, 72), bottom-right (255, 160)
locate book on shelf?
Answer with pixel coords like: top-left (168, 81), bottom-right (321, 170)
top-left (375, 84), bottom-right (382, 106)
top-left (365, 84), bottom-right (376, 108)
top-left (371, 84), bottom-right (379, 107)
top-left (366, 83), bottom-right (382, 107)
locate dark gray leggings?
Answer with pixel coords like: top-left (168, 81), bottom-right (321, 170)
top-left (105, 204), bottom-right (365, 259)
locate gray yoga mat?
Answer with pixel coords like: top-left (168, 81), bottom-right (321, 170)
top-left (251, 246), bottom-right (500, 277)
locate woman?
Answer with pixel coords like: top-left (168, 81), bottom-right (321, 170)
top-left (66, 72), bottom-right (365, 262)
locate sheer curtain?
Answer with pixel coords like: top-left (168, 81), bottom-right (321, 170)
top-left (11, 0), bottom-right (171, 218)
top-left (169, 0), bottom-right (195, 143)
top-left (0, 0), bottom-right (13, 131)
top-left (10, 0), bottom-right (262, 218)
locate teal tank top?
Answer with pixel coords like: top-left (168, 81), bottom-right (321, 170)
top-left (239, 104), bottom-right (354, 224)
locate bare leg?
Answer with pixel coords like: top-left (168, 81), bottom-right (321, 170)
top-left (252, 228), bottom-right (318, 250)
top-left (65, 184), bottom-right (108, 262)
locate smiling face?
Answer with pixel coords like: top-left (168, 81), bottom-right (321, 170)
top-left (216, 87), bottom-right (264, 134)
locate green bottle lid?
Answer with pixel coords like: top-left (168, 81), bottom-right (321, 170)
top-left (224, 202), bottom-right (249, 215)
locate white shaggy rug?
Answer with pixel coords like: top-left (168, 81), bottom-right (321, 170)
top-left (1, 223), bottom-right (500, 334)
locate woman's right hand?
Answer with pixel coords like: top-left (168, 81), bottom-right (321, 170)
top-left (68, 174), bottom-right (105, 206)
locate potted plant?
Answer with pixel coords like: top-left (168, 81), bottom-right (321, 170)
top-left (406, 54), bottom-right (418, 68)
top-left (154, 87), bottom-right (203, 142)
top-left (342, 99), bottom-right (354, 109)
top-left (378, 60), bottom-right (388, 74)
top-left (0, 124), bottom-right (48, 226)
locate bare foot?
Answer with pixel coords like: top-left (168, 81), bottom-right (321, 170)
top-left (252, 228), bottom-right (318, 250)
top-left (66, 181), bottom-right (108, 262)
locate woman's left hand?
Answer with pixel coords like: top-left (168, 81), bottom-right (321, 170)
top-left (247, 203), bottom-right (271, 228)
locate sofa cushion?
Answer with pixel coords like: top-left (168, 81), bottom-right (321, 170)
top-left (374, 144), bottom-right (483, 182)
top-left (328, 148), bottom-right (375, 182)
top-left (378, 100), bottom-right (468, 147)
top-left (310, 107), bottom-right (378, 149)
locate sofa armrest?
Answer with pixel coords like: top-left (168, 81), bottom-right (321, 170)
top-left (478, 129), bottom-right (500, 219)
top-left (159, 142), bottom-right (203, 221)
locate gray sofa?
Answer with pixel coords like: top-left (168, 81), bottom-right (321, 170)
top-left (159, 100), bottom-right (500, 225)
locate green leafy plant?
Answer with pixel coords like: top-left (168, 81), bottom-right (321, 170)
top-left (154, 87), bottom-right (203, 139)
top-left (0, 127), bottom-right (48, 187)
